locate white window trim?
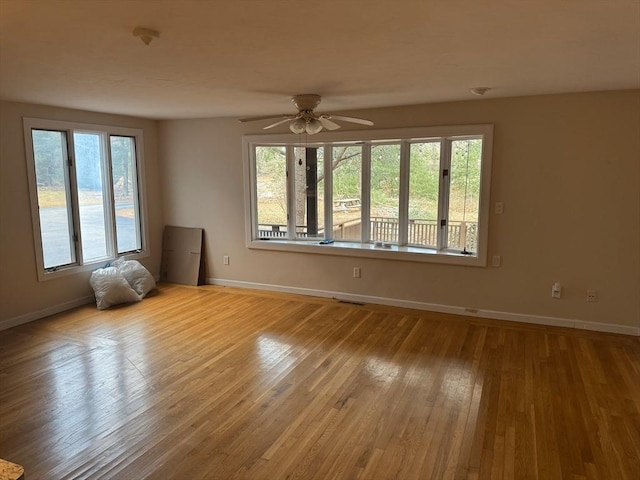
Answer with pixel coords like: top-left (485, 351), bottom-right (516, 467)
top-left (23, 117), bottom-right (150, 281)
top-left (243, 124), bottom-right (493, 267)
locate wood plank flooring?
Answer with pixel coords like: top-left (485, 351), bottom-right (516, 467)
top-left (0, 284), bottom-right (639, 479)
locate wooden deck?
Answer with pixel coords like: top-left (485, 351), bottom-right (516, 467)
top-left (0, 284), bottom-right (638, 479)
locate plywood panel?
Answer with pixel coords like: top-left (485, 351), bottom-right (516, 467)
top-left (160, 226), bottom-right (203, 285)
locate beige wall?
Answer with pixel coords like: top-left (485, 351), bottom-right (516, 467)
top-left (0, 101), bottom-right (162, 324)
top-left (2, 92), bottom-right (638, 332)
top-left (158, 91), bottom-right (640, 330)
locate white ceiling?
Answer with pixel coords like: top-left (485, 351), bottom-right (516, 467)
top-left (1, 0), bottom-right (639, 120)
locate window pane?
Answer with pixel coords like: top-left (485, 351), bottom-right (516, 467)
top-left (331, 145), bottom-right (362, 241)
top-left (370, 144), bottom-right (400, 243)
top-left (74, 132), bottom-right (108, 261)
top-left (293, 147), bottom-right (323, 239)
top-left (256, 146), bottom-right (287, 238)
top-left (448, 139), bottom-right (482, 252)
top-left (111, 136), bottom-right (141, 253)
top-left (31, 130), bottom-right (75, 268)
top-left (408, 142), bottom-right (440, 247)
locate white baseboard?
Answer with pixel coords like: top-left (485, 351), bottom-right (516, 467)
top-left (4, 281), bottom-right (637, 337)
top-left (0, 295), bottom-right (95, 332)
top-left (209, 278), bottom-right (640, 337)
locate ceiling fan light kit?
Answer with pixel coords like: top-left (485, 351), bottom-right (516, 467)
top-left (303, 118), bottom-right (323, 135)
top-left (240, 94), bottom-right (374, 135)
top-left (289, 118), bottom-right (307, 134)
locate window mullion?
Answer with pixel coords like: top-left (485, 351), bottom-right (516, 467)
top-left (131, 136), bottom-right (143, 252)
top-left (324, 145), bottom-right (333, 240)
top-left (250, 144), bottom-right (259, 240)
top-left (398, 140), bottom-right (410, 245)
top-left (437, 138), bottom-right (452, 250)
top-left (104, 134), bottom-right (117, 257)
top-left (361, 142), bottom-right (371, 242)
top-left (66, 130), bottom-right (83, 265)
top-left (286, 145), bottom-right (296, 239)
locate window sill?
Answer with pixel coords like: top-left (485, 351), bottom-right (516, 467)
top-left (247, 239), bottom-right (486, 267)
top-left (38, 250), bottom-right (150, 282)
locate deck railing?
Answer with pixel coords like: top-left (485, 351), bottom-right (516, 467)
top-left (258, 218), bottom-right (478, 252)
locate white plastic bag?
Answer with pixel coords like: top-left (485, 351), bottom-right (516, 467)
top-left (112, 258), bottom-right (156, 297)
top-left (90, 267), bottom-right (141, 310)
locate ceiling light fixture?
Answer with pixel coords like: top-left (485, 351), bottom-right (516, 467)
top-left (289, 118), bottom-right (307, 134)
top-left (305, 118), bottom-right (323, 135)
top-left (241, 94), bottom-right (373, 135)
top-left (470, 87), bottom-right (491, 96)
top-left (289, 116), bottom-right (325, 135)
top-left (133, 27), bottom-right (160, 45)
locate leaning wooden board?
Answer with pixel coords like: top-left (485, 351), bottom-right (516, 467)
top-left (160, 226), bottom-right (204, 286)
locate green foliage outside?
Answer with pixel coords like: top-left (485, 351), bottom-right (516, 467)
top-left (32, 130), bottom-right (137, 209)
top-left (409, 142), bottom-right (440, 220)
top-left (255, 146), bottom-right (287, 225)
top-left (449, 139), bottom-right (481, 222)
top-left (370, 144), bottom-right (400, 217)
top-left (256, 139), bottom-right (482, 227)
top-left (32, 130), bottom-right (66, 188)
top-left (332, 146), bottom-right (361, 199)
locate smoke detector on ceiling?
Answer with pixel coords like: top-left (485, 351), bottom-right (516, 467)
top-left (470, 87), bottom-right (491, 96)
top-left (133, 27), bottom-right (160, 45)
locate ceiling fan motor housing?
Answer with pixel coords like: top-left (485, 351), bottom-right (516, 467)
top-left (291, 94), bottom-right (322, 111)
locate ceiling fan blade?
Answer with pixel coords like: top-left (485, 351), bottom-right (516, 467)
top-left (238, 114), bottom-right (293, 123)
top-left (328, 115), bottom-right (374, 126)
top-left (263, 117), bottom-right (296, 129)
top-left (318, 116), bottom-right (341, 131)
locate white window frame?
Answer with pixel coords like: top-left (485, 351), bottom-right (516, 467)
top-left (23, 118), bottom-right (149, 281)
top-left (243, 125), bottom-right (493, 267)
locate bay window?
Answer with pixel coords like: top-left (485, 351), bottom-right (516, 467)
top-left (244, 125), bottom-right (493, 266)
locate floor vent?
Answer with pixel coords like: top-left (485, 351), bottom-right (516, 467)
top-left (335, 299), bottom-right (365, 306)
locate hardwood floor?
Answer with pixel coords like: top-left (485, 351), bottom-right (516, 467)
top-left (1, 284), bottom-right (638, 479)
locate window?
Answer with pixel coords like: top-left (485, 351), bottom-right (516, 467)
top-left (23, 118), bottom-right (147, 279)
top-left (332, 145), bottom-right (363, 242)
top-left (244, 125), bottom-right (493, 266)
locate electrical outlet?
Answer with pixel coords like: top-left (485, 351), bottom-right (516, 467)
top-left (586, 290), bottom-right (598, 302)
top-left (353, 267), bottom-right (361, 278)
top-left (551, 282), bottom-right (562, 299)
top-left (495, 202), bottom-right (504, 215)
top-left (223, 255), bottom-right (229, 265)
top-left (492, 255), bottom-right (501, 267)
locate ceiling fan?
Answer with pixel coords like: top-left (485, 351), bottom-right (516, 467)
top-left (239, 94), bottom-right (374, 135)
